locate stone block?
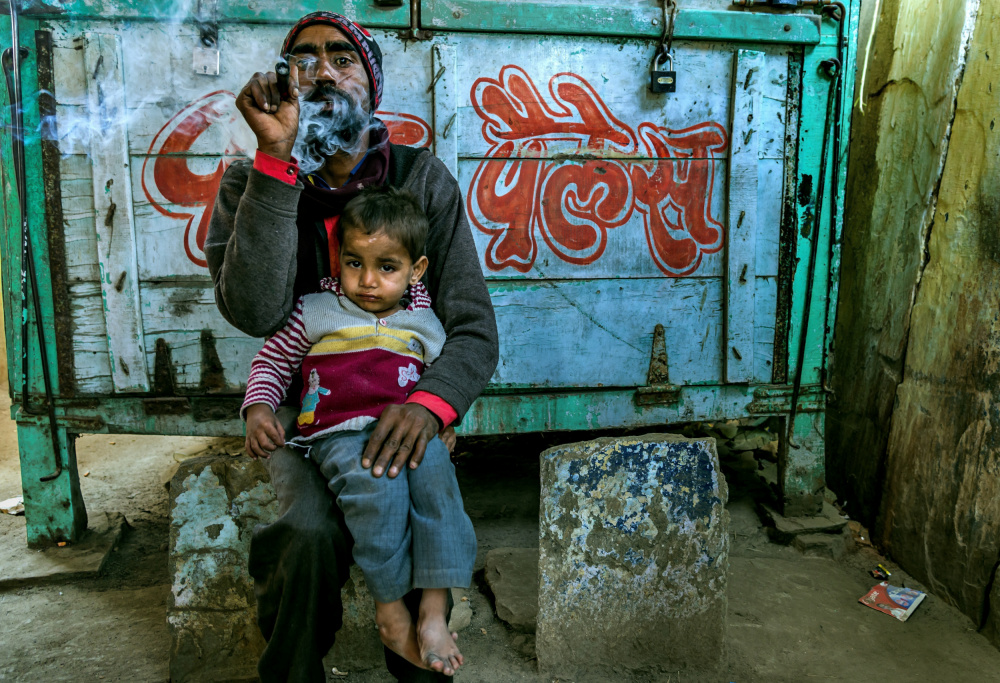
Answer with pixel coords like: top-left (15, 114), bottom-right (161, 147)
top-left (484, 547), bottom-right (539, 632)
top-left (538, 434), bottom-right (729, 678)
top-left (168, 455), bottom-right (383, 682)
top-left (791, 531), bottom-right (850, 560)
top-left (759, 501), bottom-right (847, 544)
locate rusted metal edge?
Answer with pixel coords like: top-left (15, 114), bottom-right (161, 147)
top-left (634, 384), bottom-right (681, 406)
top-left (35, 28), bottom-right (75, 397)
top-left (772, 46), bottom-right (803, 384)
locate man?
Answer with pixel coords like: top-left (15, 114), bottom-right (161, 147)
top-left (205, 12), bottom-right (498, 683)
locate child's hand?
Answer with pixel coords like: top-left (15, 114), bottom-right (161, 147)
top-left (440, 426), bottom-right (457, 453)
top-left (245, 404), bottom-right (285, 459)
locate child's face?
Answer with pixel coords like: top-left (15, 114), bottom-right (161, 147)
top-left (338, 226), bottom-right (428, 317)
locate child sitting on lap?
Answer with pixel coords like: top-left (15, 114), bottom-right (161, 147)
top-left (242, 186), bottom-right (475, 676)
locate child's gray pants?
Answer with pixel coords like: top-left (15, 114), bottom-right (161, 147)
top-left (304, 423), bottom-right (476, 603)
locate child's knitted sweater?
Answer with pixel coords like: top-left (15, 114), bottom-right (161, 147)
top-left (242, 278), bottom-right (447, 442)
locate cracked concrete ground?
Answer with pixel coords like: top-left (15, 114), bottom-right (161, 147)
top-left (2, 401), bottom-right (1000, 682)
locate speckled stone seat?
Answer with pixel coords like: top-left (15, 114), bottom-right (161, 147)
top-left (537, 434), bottom-right (729, 678)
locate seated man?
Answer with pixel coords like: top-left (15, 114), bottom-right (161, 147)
top-left (206, 11), bottom-right (498, 683)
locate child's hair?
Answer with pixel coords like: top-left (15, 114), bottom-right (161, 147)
top-left (338, 186), bottom-right (429, 262)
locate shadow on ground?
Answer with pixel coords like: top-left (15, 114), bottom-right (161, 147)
top-left (1, 413), bottom-right (999, 682)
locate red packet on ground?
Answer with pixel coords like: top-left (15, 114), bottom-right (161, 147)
top-left (859, 582), bottom-right (926, 622)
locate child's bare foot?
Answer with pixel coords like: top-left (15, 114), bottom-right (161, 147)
top-left (417, 589), bottom-right (464, 675)
top-left (374, 599), bottom-right (427, 670)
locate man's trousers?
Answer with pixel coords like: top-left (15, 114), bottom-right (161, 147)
top-left (248, 408), bottom-right (456, 683)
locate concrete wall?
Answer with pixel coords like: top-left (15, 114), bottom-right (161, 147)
top-left (831, 0), bottom-right (1000, 645)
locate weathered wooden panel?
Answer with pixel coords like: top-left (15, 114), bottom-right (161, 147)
top-left (424, 1), bottom-right (820, 44)
top-left (450, 37), bottom-right (789, 160)
top-left (878, 3), bottom-right (1000, 638)
top-left (753, 274), bottom-right (776, 384)
top-left (431, 43), bottom-right (458, 178)
top-left (827, 0), bottom-right (979, 525)
top-left (491, 276), bottom-right (776, 387)
top-left (46, 21), bottom-right (786, 400)
top-left (60, 155), bottom-right (102, 283)
top-left (724, 49), bottom-right (764, 383)
top-left (83, 32), bottom-right (150, 392)
top-left (464, 156), bottom-right (783, 281)
top-left (117, 276), bottom-right (777, 393)
top-left (68, 282), bottom-right (114, 395)
top-left (138, 284), bottom-right (261, 392)
top-left (27, 1), bottom-right (410, 26)
top-left (121, 27), bottom-right (434, 156)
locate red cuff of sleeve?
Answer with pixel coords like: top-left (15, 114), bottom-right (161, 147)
top-left (407, 392), bottom-right (457, 430)
top-left (253, 151), bottom-right (299, 185)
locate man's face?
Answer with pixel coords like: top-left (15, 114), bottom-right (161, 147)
top-left (287, 25), bottom-right (375, 171)
top-left (289, 25), bottom-right (370, 113)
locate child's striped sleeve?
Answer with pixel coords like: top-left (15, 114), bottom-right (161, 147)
top-left (241, 297), bottom-right (311, 419)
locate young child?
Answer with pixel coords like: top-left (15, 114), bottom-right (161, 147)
top-left (242, 186), bottom-right (476, 676)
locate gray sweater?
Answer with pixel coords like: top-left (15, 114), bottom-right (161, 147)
top-left (205, 147), bottom-right (499, 423)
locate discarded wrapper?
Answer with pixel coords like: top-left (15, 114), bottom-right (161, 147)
top-left (0, 495), bottom-right (24, 516)
top-left (859, 582), bottom-right (925, 622)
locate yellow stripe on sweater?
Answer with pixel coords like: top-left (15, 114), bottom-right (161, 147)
top-left (309, 326), bottom-right (423, 360)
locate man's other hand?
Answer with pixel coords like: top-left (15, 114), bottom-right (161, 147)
top-left (363, 404), bottom-right (439, 478)
top-left (245, 403), bottom-right (286, 459)
top-left (440, 426), bottom-right (457, 453)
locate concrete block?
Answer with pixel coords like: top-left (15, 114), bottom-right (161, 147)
top-left (0, 511), bottom-right (125, 588)
top-left (168, 455), bottom-right (383, 682)
top-left (484, 547), bottom-right (539, 632)
top-left (538, 434), bottom-right (729, 678)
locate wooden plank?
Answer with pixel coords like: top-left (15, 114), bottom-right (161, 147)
top-left (423, 3), bottom-right (820, 44)
top-left (125, 153), bottom-right (781, 285)
top-left (138, 284), bottom-right (260, 391)
top-left (26, 0), bottom-right (411, 26)
top-left (432, 44), bottom-right (458, 178)
top-left (108, 26), bottom-right (433, 156)
top-left (60, 155), bottom-right (102, 283)
top-left (449, 37), bottom-right (788, 160)
top-left (461, 158), bottom-right (731, 280)
top-left (459, 384), bottom-right (813, 436)
top-left (725, 49), bottom-right (764, 383)
top-left (83, 32), bottom-right (150, 392)
top-left (754, 275), bottom-right (776, 384)
top-left (127, 277), bottom-right (775, 393)
top-left (69, 282), bottom-right (114, 395)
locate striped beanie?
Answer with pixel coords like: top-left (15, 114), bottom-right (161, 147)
top-left (281, 11), bottom-right (384, 110)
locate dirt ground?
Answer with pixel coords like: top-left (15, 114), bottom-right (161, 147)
top-left (2, 381), bottom-right (1000, 681)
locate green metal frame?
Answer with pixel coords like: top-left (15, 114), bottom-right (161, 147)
top-left (0, 1), bottom-right (859, 544)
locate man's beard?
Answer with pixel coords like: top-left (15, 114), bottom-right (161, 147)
top-left (293, 84), bottom-right (374, 175)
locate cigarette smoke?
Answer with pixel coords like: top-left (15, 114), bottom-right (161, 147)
top-left (292, 82), bottom-right (383, 175)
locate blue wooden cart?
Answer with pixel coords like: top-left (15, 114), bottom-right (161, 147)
top-left (0, 0), bottom-right (858, 545)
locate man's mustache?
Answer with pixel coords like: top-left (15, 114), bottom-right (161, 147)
top-left (304, 83), bottom-right (353, 105)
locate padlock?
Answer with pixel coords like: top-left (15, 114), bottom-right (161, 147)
top-left (649, 53), bottom-right (676, 94)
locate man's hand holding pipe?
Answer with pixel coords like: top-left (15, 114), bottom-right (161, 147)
top-left (236, 59), bottom-right (301, 161)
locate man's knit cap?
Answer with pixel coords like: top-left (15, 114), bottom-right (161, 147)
top-left (281, 11), bottom-right (384, 110)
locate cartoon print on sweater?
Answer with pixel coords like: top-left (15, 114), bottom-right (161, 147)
top-left (398, 363), bottom-right (420, 387)
top-left (298, 369), bottom-right (332, 426)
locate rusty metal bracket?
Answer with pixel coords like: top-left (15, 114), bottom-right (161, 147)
top-left (399, 0), bottom-right (434, 41)
top-left (635, 324), bottom-right (680, 406)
